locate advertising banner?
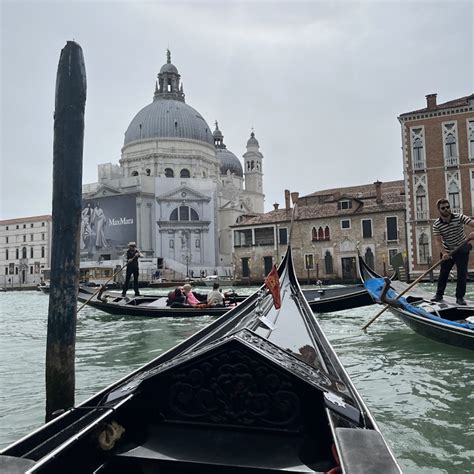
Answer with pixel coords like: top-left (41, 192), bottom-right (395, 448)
top-left (80, 195), bottom-right (136, 261)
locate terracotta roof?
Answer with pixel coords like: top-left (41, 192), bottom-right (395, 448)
top-left (0, 215), bottom-right (52, 225)
top-left (233, 180), bottom-right (405, 227)
top-left (399, 94), bottom-right (474, 117)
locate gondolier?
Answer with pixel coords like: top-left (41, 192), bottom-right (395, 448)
top-left (122, 242), bottom-right (143, 297)
top-left (432, 199), bottom-right (474, 305)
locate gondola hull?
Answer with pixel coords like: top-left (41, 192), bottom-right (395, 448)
top-left (358, 254), bottom-right (474, 350)
top-left (388, 306), bottom-right (474, 350)
top-left (304, 285), bottom-right (373, 312)
top-left (1, 247), bottom-right (401, 473)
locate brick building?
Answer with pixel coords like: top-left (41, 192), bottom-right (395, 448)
top-left (398, 93), bottom-right (474, 277)
top-left (231, 181), bottom-right (406, 283)
top-left (0, 215), bottom-right (52, 287)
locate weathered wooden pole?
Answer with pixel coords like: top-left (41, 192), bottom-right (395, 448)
top-left (45, 41), bottom-right (86, 422)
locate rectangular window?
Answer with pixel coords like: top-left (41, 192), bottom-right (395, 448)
top-left (362, 219), bottom-right (372, 238)
top-left (41, 233), bottom-right (45, 240)
top-left (23, 235), bottom-right (26, 242)
top-left (30, 234), bottom-right (34, 241)
top-left (241, 257), bottom-right (250, 278)
top-left (30, 266), bottom-right (34, 274)
top-left (388, 249), bottom-right (399, 265)
top-left (263, 256), bottom-right (273, 275)
top-left (30, 223), bottom-right (34, 228)
top-left (255, 227), bottom-right (274, 246)
top-left (386, 216), bottom-right (398, 241)
top-left (304, 254), bottom-right (314, 269)
top-left (278, 227), bottom-right (288, 245)
top-left (341, 219), bottom-right (351, 229)
top-left (5, 267), bottom-right (8, 275)
top-left (42, 222), bottom-right (45, 227)
top-left (234, 229), bottom-right (252, 247)
top-left (169, 239), bottom-right (174, 249)
top-left (30, 247), bottom-right (33, 258)
top-left (5, 236), bottom-right (8, 244)
top-left (337, 200), bottom-right (352, 210)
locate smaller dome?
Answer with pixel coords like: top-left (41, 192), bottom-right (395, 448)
top-left (213, 128), bottom-right (223, 139)
top-left (218, 149), bottom-right (243, 177)
top-left (160, 62), bottom-right (179, 74)
top-left (247, 131), bottom-right (259, 147)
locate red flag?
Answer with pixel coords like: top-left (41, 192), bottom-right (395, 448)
top-left (265, 265), bottom-right (281, 309)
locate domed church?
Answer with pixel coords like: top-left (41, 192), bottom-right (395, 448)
top-left (82, 50), bottom-right (265, 276)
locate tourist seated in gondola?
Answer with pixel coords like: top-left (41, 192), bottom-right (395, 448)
top-left (183, 283), bottom-right (203, 306)
top-left (207, 282), bottom-right (225, 307)
top-left (166, 287), bottom-right (186, 307)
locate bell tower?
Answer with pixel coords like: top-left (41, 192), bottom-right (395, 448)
top-left (243, 130), bottom-right (264, 213)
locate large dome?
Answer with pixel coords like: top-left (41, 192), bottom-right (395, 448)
top-left (124, 99), bottom-right (214, 146)
top-left (217, 148), bottom-right (243, 177)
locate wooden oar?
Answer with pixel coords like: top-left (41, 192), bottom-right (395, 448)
top-left (361, 239), bottom-right (470, 331)
top-left (77, 257), bottom-right (136, 314)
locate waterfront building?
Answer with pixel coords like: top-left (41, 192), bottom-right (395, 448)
top-left (232, 181), bottom-right (407, 283)
top-left (398, 93), bottom-right (474, 277)
top-left (0, 215), bottom-right (52, 287)
top-left (82, 50), bottom-right (264, 277)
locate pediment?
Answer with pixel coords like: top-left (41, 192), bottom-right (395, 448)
top-left (87, 184), bottom-right (122, 198)
top-left (156, 185), bottom-right (211, 203)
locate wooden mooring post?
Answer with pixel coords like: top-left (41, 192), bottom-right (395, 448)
top-left (45, 41), bottom-right (86, 422)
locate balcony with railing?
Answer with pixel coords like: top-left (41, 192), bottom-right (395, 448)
top-left (413, 160), bottom-right (426, 171)
top-left (445, 155), bottom-right (459, 167)
top-left (415, 210), bottom-right (428, 221)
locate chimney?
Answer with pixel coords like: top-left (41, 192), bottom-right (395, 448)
top-left (273, 202), bottom-right (279, 210)
top-left (284, 189), bottom-right (291, 210)
top-left (426, 93), bottom-right (437, 110)
top-left (374, 180), bottom-right (383, 204)
top-left (291, 192), bottom-right (299, 206)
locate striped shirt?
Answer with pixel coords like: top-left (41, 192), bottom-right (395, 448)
top-left (432, 213), bottom-right (471, 251)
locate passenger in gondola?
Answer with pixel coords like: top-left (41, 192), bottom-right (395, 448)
top-left (207, 282), bottom-right (225, 307)
top-left (183, 283), bottom-right (201, 306)
top-left (166, 287), bottom-right (186, 307)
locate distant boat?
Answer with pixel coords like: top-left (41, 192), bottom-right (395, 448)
top-left (195, 275), bottom-right (235, 287)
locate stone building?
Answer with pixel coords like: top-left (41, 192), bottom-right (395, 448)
top-left (82, 50), bottom-right (265, 277)
top-left (0, 215), bottom-right (52, 287)
top-left (398, 93), bottom-right (474, 277)
top-left (232, 181), bottom-right (406, 283)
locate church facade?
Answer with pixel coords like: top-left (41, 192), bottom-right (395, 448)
top-left (82, 51), bottom-right (265, 276)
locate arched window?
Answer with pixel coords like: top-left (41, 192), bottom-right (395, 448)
top-left (164, 168), bottom-right (174, 178)
top-left (413, 137), bottom-right (423, 165)
top-left (324, 251), bottom-right (333, 274)
top-left (180, 168), bottom-right (190, 178)
top-left (131, 171), bottom-right (139, 177)
top-left (415, 185), bottom-right (427, 219)
top-left (419, 233), bottom-right (430, 264)
top-left (448, 181), bottom-right (460, 210)
top-left (324, 226), bottom-right (330, 240)
top-left (318, 227), bottom-right (324, 240)
top-left (170, 206), bottom-right (199, 221)
top-left (312, 227), bottom-right (317, 241)
top-left (364, 248), bottom-right (375, 270)
top-left (445, 133), bottom-right (456, 158)
top-left (22, 247), bottom-right (27, 259)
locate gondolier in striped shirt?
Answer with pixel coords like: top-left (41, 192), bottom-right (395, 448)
top-left (432, 198), bottom-right (474, 305)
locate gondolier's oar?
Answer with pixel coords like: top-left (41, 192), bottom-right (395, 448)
top-left (361, 239), bottom-right (470, 331)
top-left (77, 256), bottom-right (136, 314)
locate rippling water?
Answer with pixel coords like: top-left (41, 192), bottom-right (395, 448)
top-left (0, 284), bottom-right (473, 473)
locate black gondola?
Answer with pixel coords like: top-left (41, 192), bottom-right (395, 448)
top-left (358, 255), bottom-right (474, 350)
top-left (0, 247), bottom-right (401, 473)
top-left (303, 285), bottom-right (373, 313)
top-left (78, 285), bottom-right (372, 318)
top-left (76, 286), bottom-right (244, 318)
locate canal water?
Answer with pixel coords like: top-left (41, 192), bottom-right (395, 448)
top-left (0, 284), bottom-right (472, 473)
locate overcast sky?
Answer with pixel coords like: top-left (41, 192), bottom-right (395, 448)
top-left (1, 0), bottom-right (472, 220)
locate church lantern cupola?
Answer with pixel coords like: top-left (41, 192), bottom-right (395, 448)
top-left (154, 49), bottom-right (185, 102)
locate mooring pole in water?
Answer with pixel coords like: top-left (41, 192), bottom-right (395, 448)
top-left (45, 41), bottom-right (86, 422)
